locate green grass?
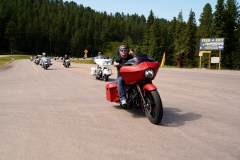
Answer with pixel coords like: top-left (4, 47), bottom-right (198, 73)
top-left (0, 55), bottom-right (29, 67)
top-left (161, 65), bottom-right (177, 68)
top-left (71, 59), bottom-right (95, 64)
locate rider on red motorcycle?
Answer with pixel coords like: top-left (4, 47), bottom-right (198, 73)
top-left (113, 45), bottom-right (135, 107)
top-left (107, 51), bottom-right (163, 124)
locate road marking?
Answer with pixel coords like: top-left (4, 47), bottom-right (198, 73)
top-left (31, 61), bottom-right (38, 72)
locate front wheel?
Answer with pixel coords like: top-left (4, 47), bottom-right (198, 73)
top-left (103, 75), bottom-right (109, 81)
top-left (145, 90), bottom-right (163, 125)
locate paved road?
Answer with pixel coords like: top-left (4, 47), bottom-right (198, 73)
top-left (0, 59), bottom-right (240, 160)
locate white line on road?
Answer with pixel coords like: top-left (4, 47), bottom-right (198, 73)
top-left (31, 61), bottom-right (38, 72)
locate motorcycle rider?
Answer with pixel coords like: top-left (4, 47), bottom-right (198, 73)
top-left (96, 52), bottom-right (103, 69)
top-left (97, 52), bottom-right (103, 58)
top-left (39, 53), bottom-right (46, 65)
top-left (113, 45), bottom-right (135, 107)
top-left (63, 54), bottom-right (70, 66)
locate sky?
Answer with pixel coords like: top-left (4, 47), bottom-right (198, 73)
top-left (64, 0), bottom-right (217, 24)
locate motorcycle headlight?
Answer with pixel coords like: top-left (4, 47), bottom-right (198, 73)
top-left (144, 69), bottom-right (154, 79)
top-left (44, 59), bottom-right (48, 62)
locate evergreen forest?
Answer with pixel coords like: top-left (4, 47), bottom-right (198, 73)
top-left (0, 0), bottom-right (240, 69)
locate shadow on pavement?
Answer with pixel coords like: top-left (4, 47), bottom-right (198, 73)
top-left (161, 107), bottom-right (202, 127)
top-left (112, 105), bottom-right (202, 126)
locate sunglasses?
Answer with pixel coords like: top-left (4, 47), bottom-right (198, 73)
top-left (120, 49), bottom-right (127, 52)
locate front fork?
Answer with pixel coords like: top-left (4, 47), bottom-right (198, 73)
top-left (136, 83), bottom-right (157, 110)
top-left (136, 84), bottom-right (148, 108)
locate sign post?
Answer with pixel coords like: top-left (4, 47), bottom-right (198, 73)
top-left (199, 51), bottom-right (211, 69)
top-left (219, 51), bottom-right (221, 70)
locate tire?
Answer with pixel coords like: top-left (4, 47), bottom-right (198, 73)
top-left (103, 75), bottom-right (108, 81)
top-left (145, 90), bottom-right (163, 125)
top-left (95, 76), bottom-right (100, 79)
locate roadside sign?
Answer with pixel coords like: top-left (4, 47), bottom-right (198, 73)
top-left (199, 38), bottom-right (225, 50)
top-left (84, 49), bottom-right (88, 58)
top-left (211, 57), bottom-right (220, 63)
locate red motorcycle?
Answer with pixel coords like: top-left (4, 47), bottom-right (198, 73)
top-left (106, 54), bottom-right (163, 125)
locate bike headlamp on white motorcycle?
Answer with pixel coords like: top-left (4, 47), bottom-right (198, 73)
top-left (144, 68), bottom-right (154, 79)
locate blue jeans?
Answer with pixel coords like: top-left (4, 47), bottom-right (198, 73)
top-left (117, 76), bottom-right (126, 102)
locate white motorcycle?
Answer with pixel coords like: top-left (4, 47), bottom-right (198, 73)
top-left (91, 58), bottom-right (112, 81)
top-left (41, 57), bottom-right (52, 69)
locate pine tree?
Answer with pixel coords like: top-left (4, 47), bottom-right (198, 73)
top-left (224, 0), bottom-right (240, 68)
top-left (212, 0), bottom-right (226, 38)
top-left (142, 10), bottom-right (154, 54)
top-left (198, 3), bottom-right (213, 38)
top-left (173, 10), bottom-right (186, 67)
top-left (184, 9), bottom-right (197, 67)
top-left (197, 3), bottom-right (213, 68)
top-left (4, 20), bottom-right (17, 53)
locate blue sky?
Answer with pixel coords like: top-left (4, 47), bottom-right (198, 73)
top-left (64, 0), bottom-right (217, 24)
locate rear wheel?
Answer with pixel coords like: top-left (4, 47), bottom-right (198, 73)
top-left (145, 90), bottom-right (163, 125)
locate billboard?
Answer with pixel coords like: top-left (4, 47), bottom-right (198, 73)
top-left (199, 38), bottom-right (225, 50)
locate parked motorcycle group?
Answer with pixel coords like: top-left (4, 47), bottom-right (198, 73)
top-left (30, 52), bottom-right (163, 125)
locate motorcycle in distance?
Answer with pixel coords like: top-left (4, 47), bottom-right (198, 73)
top-left (91, 58), bottom-right (112, 81)
top-left (40, 57), bottom-right (52, 69)
top-left (34, 57), bottom-right (40, 65)
top-left (64, 59), bottom-right (70, 68)
top-left (105, 54), bottom-right (163, 125)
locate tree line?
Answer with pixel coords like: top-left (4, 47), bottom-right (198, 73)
top-left (0, 0), bottom-right (239, 69)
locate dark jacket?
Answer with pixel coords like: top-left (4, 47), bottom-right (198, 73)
top-left (114, 54), bottom-right (133, 77)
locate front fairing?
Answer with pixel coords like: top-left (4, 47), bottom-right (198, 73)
top-left (43, 58), bottom-right (51, 64)
top-left (120, 55), bottom-right (159, 85)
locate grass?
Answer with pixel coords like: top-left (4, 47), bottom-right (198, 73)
top-left (71, 58), bottom-right (95, 64)
top-left (161, 65), bottom-right (177, 68)
top-left (0, 55), bottom-right (29, 67)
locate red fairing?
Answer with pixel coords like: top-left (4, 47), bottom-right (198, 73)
top-left (120, 61), bottom-right (159, 85)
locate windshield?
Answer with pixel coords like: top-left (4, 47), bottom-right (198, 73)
top-left (124, 54), bottom-right (155, 65)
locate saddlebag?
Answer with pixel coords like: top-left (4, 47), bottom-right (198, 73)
top-left (106, 82), bottom-right (119, 102)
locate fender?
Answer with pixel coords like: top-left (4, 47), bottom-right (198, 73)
top-left (142, 83), bottom-right (157, 94)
